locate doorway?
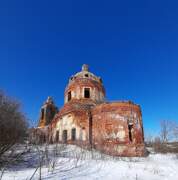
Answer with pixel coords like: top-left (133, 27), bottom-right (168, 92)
top-left (62, 130), bottom-right (68, 143)
top-left (55, 130), bottom-right (59, 142)
top-left (71, 128), bottom-right (76, 141)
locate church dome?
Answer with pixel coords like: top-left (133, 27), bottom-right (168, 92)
top-left (64, 64), bottom-right (105, 104)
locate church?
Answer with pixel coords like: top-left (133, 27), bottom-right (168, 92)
top-left (37, 64), bottom-right (146, 156)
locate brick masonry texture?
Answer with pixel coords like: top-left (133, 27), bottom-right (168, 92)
top-left (34, 64), bottom-right (146, 157)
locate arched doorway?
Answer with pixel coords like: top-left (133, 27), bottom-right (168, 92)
top-left (62, 130), bottom-right (67, 143)
top-left (71, 128), bottom-right (76, 141)
top-left (55, 130), bottom-right (59, 142)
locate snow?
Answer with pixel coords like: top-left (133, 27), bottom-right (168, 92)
top-left (1, 144), bottom-right (178, 180)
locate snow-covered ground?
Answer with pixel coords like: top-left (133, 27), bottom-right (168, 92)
top-left (1, 144), bottom-right (178, 180)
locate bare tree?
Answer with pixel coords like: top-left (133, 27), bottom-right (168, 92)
top-left (160, 120), bottom-right (173, 143)
top-left (0, 90), bottom-right (28, 164)
top-left (145, 134), bottom-right (154, 146)
top-left (151, 120), bottom-right (178, 153)
top-left (172, 121), bottom-right (178, 141)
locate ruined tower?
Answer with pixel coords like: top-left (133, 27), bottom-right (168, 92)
top-left (38, 97), bottom-right (58, 127)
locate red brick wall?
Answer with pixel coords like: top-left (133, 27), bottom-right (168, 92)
top-left (64, 78), bottom-right (105, 103)
top-left (91, 102), bottom-right (145, 156)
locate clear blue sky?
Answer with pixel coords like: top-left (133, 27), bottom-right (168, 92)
top-left (0, 0), bottom-right (178, 137)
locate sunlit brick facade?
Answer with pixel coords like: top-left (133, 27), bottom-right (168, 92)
top-left (37, 64), bottom-right (146, 156)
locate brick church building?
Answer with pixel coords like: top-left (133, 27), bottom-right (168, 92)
top-left (36, 64), bottom-right (146, 156)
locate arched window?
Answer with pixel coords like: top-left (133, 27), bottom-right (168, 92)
top-left (68, 91), bottom-right (72, 102)
top-left (41, 108), bottom-right (44, 119)
top-left (128, 125), bottom-right (133, 142)
top-left (62, 130), bottom-right (68, 143)
top-left (79, 129), bottom-right (83, 140)
top-left (43, 135), bottom-right (46, 143)
top-left (55, 130), bottom-right (59, 142)
top-left (71, 128), bottom-right (76, 141)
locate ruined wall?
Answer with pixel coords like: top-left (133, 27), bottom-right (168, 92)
top-left (51, 105), bottom-right (91, 146)
top-left (29, 127), bottom-right (49, 144)
top-left (92, 101), bottom-right (145, 156)
top-left (49, 100), bottom-right (146, 156)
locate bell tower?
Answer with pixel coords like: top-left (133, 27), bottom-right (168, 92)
top-left (38, 97), bottom-right (58, 127)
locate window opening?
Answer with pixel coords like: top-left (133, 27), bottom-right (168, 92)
top-left (71, 128), bottom-right (76, 141)
top-left (62, 130), bottom-right (67, 143)
top-left (84, 88), bottom-right (90, 98)
top-left (128, 125), bottom-right (133, 142)
top-left (56, 130), bottom-right (59, 142)
top-left (68, 91), bottom-right (72, 102)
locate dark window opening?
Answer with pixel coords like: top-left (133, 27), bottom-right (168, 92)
top-left (62, 130), bottom-right (67, 143)
top-left (71, 128), bottom-right (76, 141)
top-left (84, 88), bottom-right (90, 98)
top-left (79, 129), bottom-right (83, 140)
top-left (41, 108), bottom-right (44, 119)
top-left (128, 125), bottom-right (133, 142)
top-left (50, 108), bottom-right (56, 121)
top-left (85, 74), bottom-right (89, 77)
top-left (50, 136), bottom-right (53, 143)
top-left (56, 130), bottom-right (59, 142)
top-left (68, 91), bottom-right (71, 102)
top-left (43, 135), bottom-right (46, 143)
